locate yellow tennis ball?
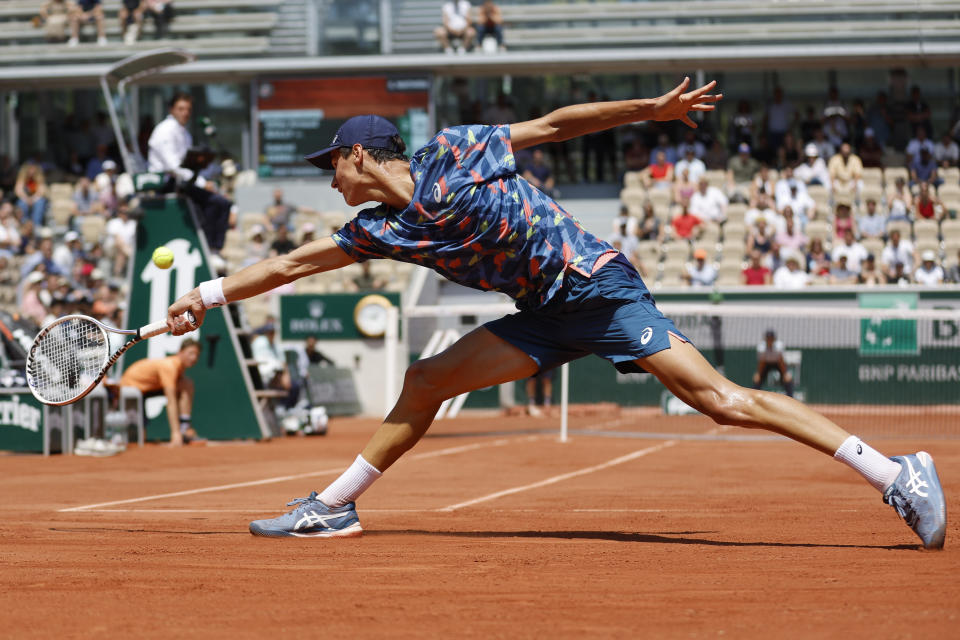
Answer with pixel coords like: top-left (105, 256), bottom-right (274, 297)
top-left (152, 246), bottom-right (174, 269)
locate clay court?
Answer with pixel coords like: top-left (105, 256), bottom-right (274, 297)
top-left (2, 411), bottom-right (957, 638)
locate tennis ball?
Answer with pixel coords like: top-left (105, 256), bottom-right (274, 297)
top-left (152, 246), bottom-right (174, 269)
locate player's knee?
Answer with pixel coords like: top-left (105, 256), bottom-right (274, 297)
top-left (696, 385), bottom-right (752, 426)
top-left (403, 359), bottom-right (446, 403)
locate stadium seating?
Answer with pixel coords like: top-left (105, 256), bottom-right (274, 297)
top-left (0, 0), bottom-right (281, 65)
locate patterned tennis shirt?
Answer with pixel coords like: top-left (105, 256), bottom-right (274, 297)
top-left (332, 124), bottom-right (617, 310)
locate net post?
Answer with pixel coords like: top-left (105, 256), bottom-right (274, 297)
top-left (560, 362), bottom-right (569, 442)
top-left (384, 304), bottom-right (400, 420)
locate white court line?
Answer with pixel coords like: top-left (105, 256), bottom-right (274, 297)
top-left (437, 440), bottom-right (678, 512)
top-left (61, 507), bottom-right (698, 514)
top-left (58, 435), bottom-right (539, 513)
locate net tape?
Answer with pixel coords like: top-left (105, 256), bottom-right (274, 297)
top-left (28, 317), bottom-right (109, 404)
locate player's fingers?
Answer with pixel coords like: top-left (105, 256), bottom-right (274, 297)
top-left (690, 104), bottom-right (717, 112)
top-left (686, 80), bottom-right (718, 98)
top-left (681, 114), bottom-right (697, 128)
top-left (666, 76), bottom-right (691, 98)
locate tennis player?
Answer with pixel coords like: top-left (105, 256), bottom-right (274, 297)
top-left (166, 78), bottom-right (946, 548)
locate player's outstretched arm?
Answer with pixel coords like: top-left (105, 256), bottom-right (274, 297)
top-left (166, 236), bottom-right (355, 335)
top-left (510, 77), bottom-right (721, 151)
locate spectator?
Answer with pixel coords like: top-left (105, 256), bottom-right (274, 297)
top-left (299, 335), bottom-right (335, 376)
top-left (753, 329), bottom-right (794, 397)
top-left (434, 0), bottom-right (475, 53)
top-left (798, 105), bottom-right (820, 144)
top-left (68, 0), bottom-right (107, 46)
top-left (914, 182), bottom-right (944, 221)
top-left (744, 193), bottom-right (779, 232)
top-left (887, 261), bottom-right (911, 285)
top-left (831, 228), bottom-right (868, 274)
top-left (810, 128), bottom-right (836, 162)
top-left (607, 219), bottom-right (639, 263)
top-left (703, 139), bottom-right (728, 170)
top-left (688, 176), bottom-right (728, 225)
top-left (14, 162), bottom-right (49, 227)
top-left (21, 271), bottom-right (49, 325)
top-left (684, 248), bottom-right (717, 288)
top-left (746, 216), bottom-right (775, 258)
top-left (482, 92), bottom-right (517, 125)
top-left (806, 237), bottom-right (831, 276)
top-left (476, 1), bottom-right (505, 52)
top-left (650, 133), bottom-right (677, 165)
top-left (94, 159), bottom-right (119, 212)
top-left (351, 261), bottom-right (387, 291)
top-left (251, 321), bottom-right (300, 410)
top-left (886, 176), bottom-right (914, 222)
top-left (105, 201), bottom-right (137, 276)
top-left (642, 151), bottom-right (673, 190)
top-left (0, 202), bottom-right (22, 253)
top-left (728, 100), bottom-right (755, 150)
top-left (742, 250), bottom-right (772, 285)
top-left (866, 91), bottom-right (893, 148)
top-left (906, 85), bottom-right (933, 138)
top-left (794, 144), bottom-right (830, 188)
top-left (72, 176), bottom-right (100, 216)
top-left (120, 338), bottom-right (202, 446)
top-left (669, 202), bottom-right (702, 241)
top-left (522, 148), bottom-right (556, 197)
top-left (148, 92), bottom-right (232, 254)
top-left (858, 254), bottom-right (883, 286)
top-left (763, 86), bottom-right (796, 152)
top-left (622, 138), bottom-right (650, 173)
top-left (910, 148), bottom-right (940, 187)
top-left (269, 225), bottom-right (296, 256)
top-left (265, 188), bottom-right (297, 230)
top-left (832, 199), bottom-right (857, 240)
top-left (674, 147), bottom-right (706, 183)
top-left (773, 252), bottom-right (810, 289)
top-left (52, 230), bottom-right (81, 275)
top-left (859, 128), bottom-right (884, 169)
top-left (857, 198), bottom-right (887, 239)
top-left (933, 132), bottom-right (959, 168)
top-left (775, 210), bottom-right (808, 254)
top-left (945, 249), bottom-right (960, 283)
top-left (725, 142), bottom-right (759, 203)
top-left (300, 222), bottom-right (317, 246)
top-left (38, 0), bottom-right (72, 42)
top-left (829, 254), bottom-right (858, 285)
top-left (828, 142), bottom-right (863, 199)
top-left (775, 130), bottom-right (802, 169)
top-left (881, 229), bottom-right (916, 278)
top-left (244, 224), bottom-right (270, 267)
top-left (675, 130), bottom-right (706, 160)
top-left (611, 204), bottom-right (637, 238)
top-left (673, 167), bottom-right (697, 205)
top-left (119, 0), bottom-right (145, 44)
top-left (913, 250), bottom-right (944, 286)
top-left (775, 179), bottom-right (814, 230)
top-left (85, 144), bottom-right (110, 180)
top-left (749, 164), bottom-right (776, 207)
top-left (635, 201), bottom-right (662, 242)
top-left (142, 0), bottom-right (174, 40)
top-left (905, 127), bottom-right (935, 165)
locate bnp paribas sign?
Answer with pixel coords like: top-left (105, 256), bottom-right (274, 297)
top-left (124, 197), bottom-right (267, 441)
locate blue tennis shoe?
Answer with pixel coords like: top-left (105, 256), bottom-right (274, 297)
top-left (249, 492), bottom-right (363, 538)
top-left (883, 452), bottom-right (946, 550)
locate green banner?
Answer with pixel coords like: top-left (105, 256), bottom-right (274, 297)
top-left (125, 197), bottom-right (264, 441)
top-left (0, 390), bottom-right (44, 452)
top-left (280, 293), bottom-right (401, 341)
top-left (858, 292), bottom-right (919, 356)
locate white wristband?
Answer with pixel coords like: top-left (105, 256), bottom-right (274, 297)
top-left (198, 277), bottom-right (226, 308)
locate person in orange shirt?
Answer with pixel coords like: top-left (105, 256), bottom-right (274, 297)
top-left (119, 338), bottom-right (201, 446)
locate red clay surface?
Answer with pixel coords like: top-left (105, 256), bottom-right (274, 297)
top-left (2, 413), bottom-right (958, 639)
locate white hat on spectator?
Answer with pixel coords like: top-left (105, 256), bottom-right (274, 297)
top-left (64, 230), bottom-right (80, 243)
top-left (804, 143), bottom-right (819, 157)
top-left (302, 222), bottom-right (316, 234)
top-left (90, 268), bottom-right (106, 281)
top-left (102, 160), bottom-right (117, 171)
top-left (921, 250), bottom-right (937, 262)
top-left (25, 271), bottom-right (45, 285)
top-left (37, 226), bottom-right (54, 239)
top-left (248, 224), bottom-right (265, 239)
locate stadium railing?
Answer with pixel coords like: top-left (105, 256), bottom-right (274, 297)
top-left (0, 0), bottom-right (282, 65)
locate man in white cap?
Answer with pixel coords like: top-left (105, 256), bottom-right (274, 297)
top-left (914, 250), bottom-right (944, 286)
top-left (794, 143), bottom-right (830, 189)
top-left (52, 230), bottom-right (82, 274)
top-left (773, 251), bottom-right (810, 289)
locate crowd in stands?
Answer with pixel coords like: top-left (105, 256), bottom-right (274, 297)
top-left (35, 0), bottom-right (173, 46)
top-left (435, 1), bottom-right (505, 54)
top-left (607, 83), bottom-right (960, 289)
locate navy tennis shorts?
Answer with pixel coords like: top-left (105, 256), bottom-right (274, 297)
top-left (485, 254), bottom-right (689, 374)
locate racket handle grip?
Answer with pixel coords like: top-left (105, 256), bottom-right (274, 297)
top-left (139, 311), bottom-right (196, 339)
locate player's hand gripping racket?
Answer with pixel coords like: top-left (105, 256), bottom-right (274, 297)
top-left (25, 312), bottom-right (196, 406)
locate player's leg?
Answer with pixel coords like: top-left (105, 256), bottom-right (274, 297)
top-left (360, 326), bottom-right (538, 471)
top-left (249, 327), bottom-right (538, 538)
top-left (640, 334), bottom-right (946, 548)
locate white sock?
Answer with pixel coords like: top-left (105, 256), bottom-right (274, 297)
top-left (833, 435), bottom-right (902, 492)
top-left (318, 454), bottom-right (382, 507)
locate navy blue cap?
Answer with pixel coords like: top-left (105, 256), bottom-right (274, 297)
top-left (305, 115), bottom-right (402, 170)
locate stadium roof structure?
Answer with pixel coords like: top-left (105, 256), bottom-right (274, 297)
top-left (2, 41), bottom-right (960, 91)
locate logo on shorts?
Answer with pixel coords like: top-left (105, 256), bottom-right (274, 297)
top-left (432, 182), bottom-right (442, 203)
top-left (640, 326), bottom-right (653, 345)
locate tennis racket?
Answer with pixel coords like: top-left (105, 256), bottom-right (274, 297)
top-left (26, 312), bottom-right (195, 406)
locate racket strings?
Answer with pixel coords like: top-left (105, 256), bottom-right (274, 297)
top-left (29, 317), bottom-right (109, 404)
